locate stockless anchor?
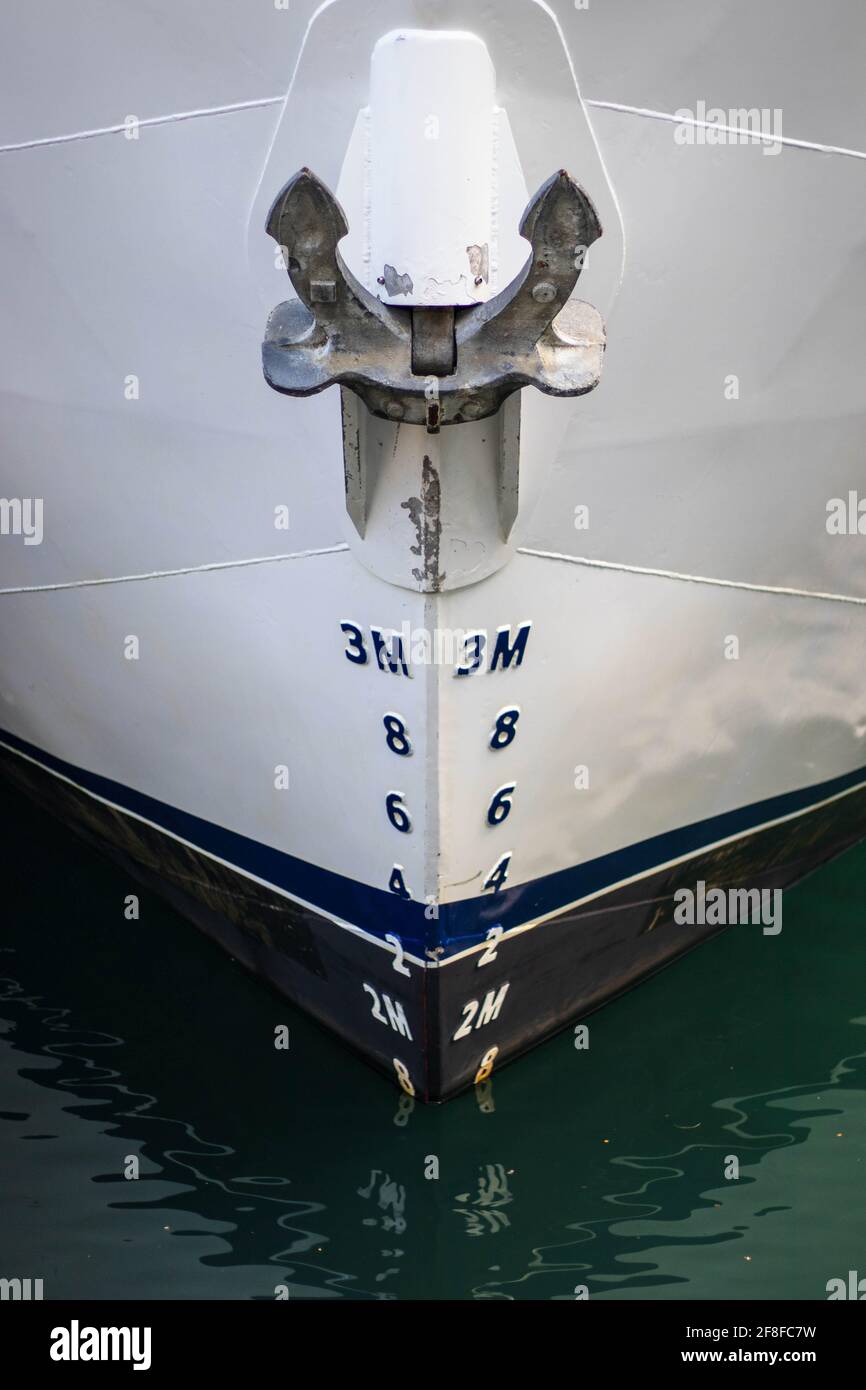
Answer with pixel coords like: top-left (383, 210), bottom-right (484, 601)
top-left (261, 165), bottom-right (605, 592)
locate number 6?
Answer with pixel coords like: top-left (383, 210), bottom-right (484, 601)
top-left (386, 792), bottom-right (412, 834)
top-left (487, 784), bottom-right (516, 827)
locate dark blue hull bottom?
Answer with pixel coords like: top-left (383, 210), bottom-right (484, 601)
top-left (2, 735), bottom-right (865, 1100)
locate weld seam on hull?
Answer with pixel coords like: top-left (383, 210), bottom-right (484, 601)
top-left (584, 100), bottom-right (866, 162)
top-left (517, 548), bottom-right (866, 607)
top-left (0, 96), bottom-right (285, 156)
top-left (0, 544), bottom-right (350, 597)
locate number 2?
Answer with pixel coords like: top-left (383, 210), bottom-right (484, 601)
top-left (478, 925), bottom-right (504, 967)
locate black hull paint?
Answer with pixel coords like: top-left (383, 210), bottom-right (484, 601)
top-left (2, 741), bottom-right (865, 1101)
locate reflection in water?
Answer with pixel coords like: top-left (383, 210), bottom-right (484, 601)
top-left (454, 1164), bottom-right (514, 1238)
top-left (1, 782), bottom-right (865, 1300)
top-left (472, 1046), bottom-right (866, 1301)
top-left (358, 1171), bottom-right (407, 1236)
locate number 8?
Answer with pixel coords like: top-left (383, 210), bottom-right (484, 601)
top-left (384, 714), bottom-right (412, 757)
top-left (474, 1047), bottom-right (499, 1085)
top-left (490, 707), bottom-right (520, 751)
top-left (393, 1057), bottom-right (415, 1096)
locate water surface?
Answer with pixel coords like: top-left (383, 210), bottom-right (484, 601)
top-left (1, 783), bottom-right (864, 1300)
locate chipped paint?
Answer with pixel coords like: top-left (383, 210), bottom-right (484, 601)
top-left (402, 455), bottom-right (444, 590)
top-left (381, 264), bottom-right (414, 297)
top-left (466, 242), bottom-right (489, 284)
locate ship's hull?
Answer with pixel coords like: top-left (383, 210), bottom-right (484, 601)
top-left (3, 724), bottom-right (865, 1100)
top-left (2, 1), bottom-right (865, 1099)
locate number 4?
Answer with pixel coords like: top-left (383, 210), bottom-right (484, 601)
top-left (482, 853), bottom-right (512, 893)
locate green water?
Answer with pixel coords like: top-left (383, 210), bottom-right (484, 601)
top-left (1, 781), bottom-right (864, 1301)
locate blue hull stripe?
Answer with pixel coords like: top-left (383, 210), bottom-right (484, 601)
top-left (1, 725), bottom-right (864, 959)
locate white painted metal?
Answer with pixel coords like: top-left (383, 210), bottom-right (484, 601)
top-left (337, 39), bottom-right (530, 305)
top-left (3, 1), bottom-right (864, 160)
top-left (248, 1), bottom-right (625, 321)
top-left (1, 548), bottom-right (863, 922)
top-left (368, 29), bottom-right (499, 306)
top-left (0, 552), bottom-right (433, 903)
top-left (340, 396), bottom-right (521, 590)
top-left (433, 553), bottom-right (866, 906)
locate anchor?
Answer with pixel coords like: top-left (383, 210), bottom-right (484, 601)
top-left (263, 167), bottom-right (605, 433)
top-left (259, 28), bottom-right (609, 592)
